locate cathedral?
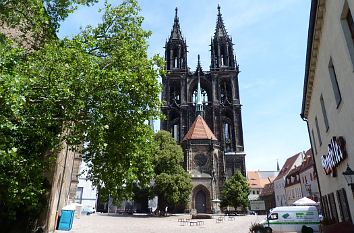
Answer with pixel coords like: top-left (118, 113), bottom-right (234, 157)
top-left (160, 6), bottom-right (246, 213)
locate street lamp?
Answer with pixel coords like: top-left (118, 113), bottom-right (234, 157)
top-left (343, 164), bottom-right (354, 192)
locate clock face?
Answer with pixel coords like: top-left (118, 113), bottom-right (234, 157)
top-left (194, 153), bottom-right (207, 167)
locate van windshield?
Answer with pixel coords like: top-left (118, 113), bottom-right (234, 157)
top-left (268, 213), bottom-right (278, 220)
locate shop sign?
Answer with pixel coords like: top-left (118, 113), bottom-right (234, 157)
top-left (321, 136), bottom-right (347, 176)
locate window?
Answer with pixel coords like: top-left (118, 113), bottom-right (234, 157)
top-left (346, 7), bottom-right (354, 38)
top-left (320, 95), bottom-right (330, 131)
top-left (315, 117), bottom-right (322, 146)
top-left (171, 124), bottom-right (179, 141)
top-left (341, 1), bottom-right (354, 67)
top-left (336, 188), bottom-right (352, 222)
top-left (329, 193), bottom-right (339, 223)
top-left (75, 187), bottom-right (83, 204)
top-left (268, 213), bottom-right (278, 220)
top-left (223, 123), bottom-right (231, 140)
top-left (311, 129), bottom-right (318, 155)
top-left (328, 58), bottom-right (342, 107)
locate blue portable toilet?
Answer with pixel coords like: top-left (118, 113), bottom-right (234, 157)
top-left (57, 204), bottom-right (76, 231)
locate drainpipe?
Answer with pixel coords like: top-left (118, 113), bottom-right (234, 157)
top-left (300, 114), bottom-right (323, 201)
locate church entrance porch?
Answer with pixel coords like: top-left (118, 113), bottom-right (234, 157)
top-left (192, 185), bottom-right (211, 213)
top-left (195, 190), bottom-right (206, 213)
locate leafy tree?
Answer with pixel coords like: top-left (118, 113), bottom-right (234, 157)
top-left (153, 130), bottom-right (192, 213)
top-left (220, 171), bottom-right (249, 210)
top-left (0, 0), bottom-right (163, 230)
top-left (0, 0), bottom-right (97, 48)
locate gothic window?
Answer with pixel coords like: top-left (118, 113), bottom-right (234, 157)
top-left (194, 153), bottom-right (207, 167)
top-left (171, 124), bottom-right (179, 141)
top-left (220, 81), bottom-right (231, 105)
top-left (224, 123), bottom-right (231, 140)
top-left (170, 82), bottom-right (181, 105)
top-left (192, 88), bottom-right (208, 105)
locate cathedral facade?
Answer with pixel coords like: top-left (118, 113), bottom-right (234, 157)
top-left (160, 6), bottom-right (246, 213)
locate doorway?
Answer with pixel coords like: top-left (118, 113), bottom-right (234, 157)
top-left (195, 190), bottom-right (206, 213)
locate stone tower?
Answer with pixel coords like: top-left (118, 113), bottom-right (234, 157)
top-left (161, 6), bottom-right (246, 213)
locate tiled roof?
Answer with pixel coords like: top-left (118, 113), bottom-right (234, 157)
top-left (299, 149), bottom-right (314, 172)
top-left (274, 152), bottom-right (302, 181)
top-left (182, 115), bottom-right (217, 141)
top-left (247, 171), bottom-right (277, 189)
top-left (260, 182), bottom-right (274, 197)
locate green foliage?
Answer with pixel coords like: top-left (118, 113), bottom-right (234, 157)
top-left (153, 131), bottom-right (192, 211)
top-left (221, 171), bottom-right (249, 210)
top-left (0, 0), bottom-right (163, 229)
top-left (154, 130), bottom-right (184, 174)
top-left (0, 0), bottom-right (97, 47)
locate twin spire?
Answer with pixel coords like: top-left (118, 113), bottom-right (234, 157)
top-left (170, 7), bottom-right (183, 40)
top-left (215, 4), bottom-right (229, 38)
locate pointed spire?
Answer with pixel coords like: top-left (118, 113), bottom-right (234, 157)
top-left (195, 54), bottom-right (204, 75)
top-left (277, 159), bottom-right (280, 171)
top-left (174, 7), bottom-right (178, 22)
top-left (170, 7), bottom-right (183, 40)
top-left (196, 55), bottom-right (203, 116)
top-left (214, 5), bottom-right (228, 38)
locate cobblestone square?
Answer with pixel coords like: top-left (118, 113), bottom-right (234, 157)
top-left (61, 214), bottom-right (265, 233)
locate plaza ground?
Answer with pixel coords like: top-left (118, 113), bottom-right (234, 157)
top-left (60, 213), bottom-right (266, 233)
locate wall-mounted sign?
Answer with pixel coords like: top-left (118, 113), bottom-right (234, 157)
top-left (321, 136), bottom-right (347, 176)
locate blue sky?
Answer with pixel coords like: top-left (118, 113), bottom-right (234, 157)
top-left (59, 0), bottom-right (311, 171)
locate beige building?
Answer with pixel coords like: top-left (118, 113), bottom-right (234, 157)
top-left (284, 166), bottom-right (303, 206)
top-left (298, 149), bottom-right (320, 202)
top-left (301, 0), bottom-right (354, 224)
top-left (247, 171), bottom-right (278, 201)
top-left (274, 152), bottom-right (303, 206)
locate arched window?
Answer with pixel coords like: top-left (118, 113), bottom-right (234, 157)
top-left (192, 88), bottom-right (208, 105)
top-left (171, 123), bottom-right (179, 142)
top-left (223, 120), bottom-right (233, 152)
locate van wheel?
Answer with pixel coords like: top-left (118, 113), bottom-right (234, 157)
top-left (264, 227), bottom-right (272, 233)
top-left (301, 225), bottom-right (313, 233)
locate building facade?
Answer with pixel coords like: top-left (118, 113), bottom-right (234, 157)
top-left (259, 182), bottom-right (276, 212)
top-left (161, 6), bottom-right (246, 213)
top-left (301, 0), bottom-right (354, 224)
top-left (75, 162), bottom-right (97, 210)
top-left (285, 166), bottom-right (303, 205)
top-left (274, 152), bottom-right (303, 206)
top-left (299, 149), bottom-right (320, 202)
top-left (247, 171), bottom-right (278, 201)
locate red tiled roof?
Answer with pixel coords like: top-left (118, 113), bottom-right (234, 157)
top-left (182, 115), bottom-right (217, 141)
top-left (274, 152), bottom-right (302, 181)
top-left (247, 171), bottom-right (277, 189)
top-left (300, 149), bottom-right (314, 172)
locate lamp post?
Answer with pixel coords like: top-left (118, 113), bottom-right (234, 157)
top-left (343, 164), bottom-right (354, 197)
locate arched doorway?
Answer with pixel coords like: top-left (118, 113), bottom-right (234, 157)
top-left (195, 190), bottom-right (206, 213)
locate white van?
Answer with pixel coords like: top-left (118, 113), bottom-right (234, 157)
top-left (260, 206), bottom-right (320, 233)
